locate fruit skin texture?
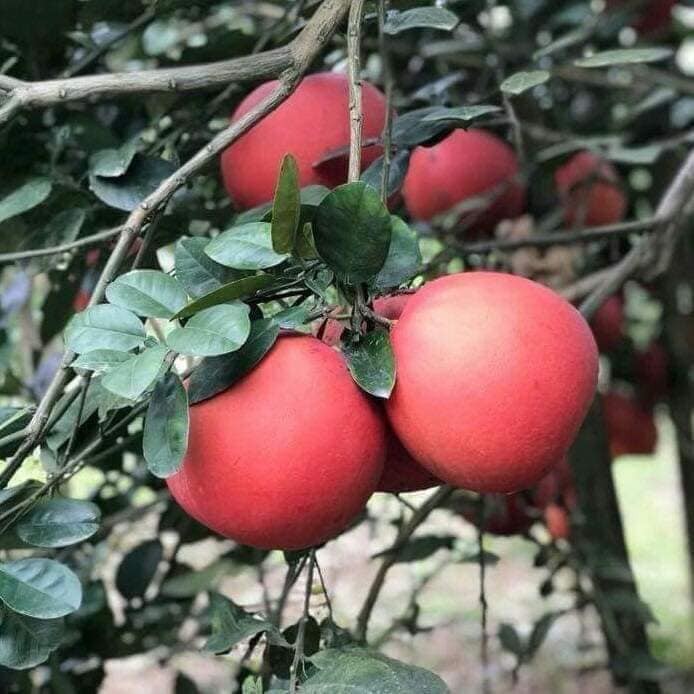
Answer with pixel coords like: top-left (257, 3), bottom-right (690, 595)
top-left (591, 294), bottom-right (624, 353)
top-left (167, 334), bottom-right (386, 550)
top-left (555, 151), bottom-right (626, 227)
top-left (602, 391), bottom-right (657, 458)
top-left (401, 129), bottom-right (525, 234)
top-left (221, 72), bottom-right (387, 209)
top-left (386, 272), bottom-right (599, 493)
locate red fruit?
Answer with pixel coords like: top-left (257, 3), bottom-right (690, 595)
top-left (533, 456), bottom-right (574, 508)
top-left (591, 294), bottom-right (625, 353)
top-left (221, 72), bottom-right (388, 209)
top-left (545, 504), bottom-right (571, 540)
top-left (555, 151), bottom-right (626, 227)
top-left (72, 289), bottom-right (91, 313)
top-left (607, 0), bottom-right (675, 34)
top-left (386, 272), bottom-right (599, 493)
top-left (402, 129), bottom-right (524, 235)
top-left (462, 493), bottom-right (537, 536)
top-left (167, 334), bottom-right (386, 550)
top-left (602, 391), bottom-right (657, 458)
top-left (314, 317), bottom-right (345, 348)
top-left (635, 342), bottom-right (669, 405)
top-left (377, 426), bottom-right (441, 493)
top-left (373, 293), bottom-right (412, 320)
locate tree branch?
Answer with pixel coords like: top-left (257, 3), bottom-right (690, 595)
top-left (346, 0), bottom-right (366, 183)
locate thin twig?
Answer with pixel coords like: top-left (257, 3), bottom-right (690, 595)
top-left (355, 485), bottom-right (454, 642)
top-left (478, 497), bottom-right (491, 694)
top-left (346, 0), bottom-right (366, 183)
top-left (0, 227), bottom-right (123, 265)
top-left (377, 0), bottom-right (394, 204)
top-left (289, 549), bottom-right (316, 694)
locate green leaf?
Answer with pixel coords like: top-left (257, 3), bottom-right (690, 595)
top-left (174, 274), bottom-right (274, 320)
top-left (383, 7), bottom-right (459, 34)
top-left (71, 349), bottom-right (131, 373)
top-left (89, 139), bottom-right (139, 177)
top-left (268, 616), bottom-right (321, 678)
top-left (188, 318), bottom-right (280, 404)
top-left (115, 539), bottom-right (162, 600)
top-left (143, 372), bottom-right (189, 479)
top-left (241, 676), bottom-right (263, 694)
top-left (205, 223), bottom-right (289, 270)
top-left (271, 154), bottom-right (301, 253)
top-left (105, 270), bottom-right (188, 318)
top-left (574, 47), bottom-right (672, 68)
top-left (314, 183), bottom-right (392, 284)
top-left (167, 303), bottom-right (251, 357)
top-left (0, 609), bottom-right (64, 670)
top-left (174, 237), bottom-right (241, 298)
top-left (500, 70), bottom-right (550, 95)
top-left (373, 216), bottom-right (421, 290)
top-left (498, 623), bottom-right (524, 658)
top-left (160, 559), bottom-right (234, 598)
top-left (23, 208), bottom-right (86, 270)
top-left (15, 499), bottom-right (100, 548)
top-left (361, 150), bottom-right (411, 199)
top-left (101, 344), bottom-right (168, 400)
top-left (391, 107), bottom-right (454, 148)
top-left (204, 592), bottom-right (287, 654)
top-left (304, 648), bottom-right (449, 693)
top-left (64, 305), bottom-right (145, 353)
top-left (421, 105), bottom-right (502, 124)
top-left (0, 559), bottom-right (82, 619)
top-left (343, 330), bottom-right (395, 398)
top-left (0, 178), bottom-right (52, 224)
top-left (89, 155), bottom-right (176, 211)
top-left (376, 535), bottom-right (455, 564)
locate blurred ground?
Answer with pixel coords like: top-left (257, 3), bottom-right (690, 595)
top-left (89, 412), bottom-right (694, 692)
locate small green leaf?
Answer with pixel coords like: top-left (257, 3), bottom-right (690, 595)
top-left (15, 499), bottom-right (100, 548)
top-left (89, 139), bottom-right (138, 177)
top-left (204, 592), bottom-right (287, 654)
top-left (384, 7), bottom-right (459, 34)
top-left (314, 182), bottom-right (392, 284)
top-left (115, 539), bottom-right (162, 600)
top-left (143, 372), bottom-right (189, 478)
top-left (373, 216), bottom-right (421, 290)
top-left (64, 305), bottom-right (145, 353)
top-left (271, 154), bottom-right (301, 253)
top-left (0, 178), bottom-right (52, 224)
top-left (361, 150), bottom-right (411, 199)
top-left (0, 609), bottom-right (64, 670)
top-left (0, 558), bottom-right (82, 619)
top-left (174, 274), bottom-right (275, 319)
top-left (205, 223), bottom-right (289, 270)
top-left (89, 154), bottom-right (177, 211)
top-left (174, 237), bottom-right (241, 298)
top-left (375, 535), bottom-right (455, 564)
top-left (391, 107), bottom-right (454, 148)
top-left (498, 623), bottom-right (524, 658)
top-left (422, 105), bottom-right (502, 123)
top-left (101, 344), bottom-right (168, 400)
top-left (167, 303), bottom-right (251, 357)
top-left (526, 612), bottom-right (560, 660)
top-left (574, 47), bottom-right (672, 68)
top-left (343, 330), bottom-right (396, 399)
top-left (500, 70), bottom-right (550, 95)
top-left (305, 648), bottom-right (449, 693)
top-left (71, 349), bottom-right (131, 373)
top-left (105, 270), bottom-right (188, 318)
top-left (188, 318), bottom-right (280, 404)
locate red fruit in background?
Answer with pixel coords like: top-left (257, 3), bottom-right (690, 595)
top-left (72, 289), bottom-right (91, 313)
top-left (462, 493), bottom-right (537, 536)
top-left (167, 334), bottom-right (386, 550)
top-left (635, 342), bottom-right (669, 405)
top-left (401, 129), bottom-right (525, 235)
top-left (607, 0), bottom-right (675, 34)
top-left (545, 504), bottom-right (571, 541)
top-left (377, 426), bottom-right (441, 493)
top-left (373, 293), bottom-right (412, 320)
top-left (590, 294), bottom-right (625, 353)
top-left (555, 151), bottom-right (626, 228)
top-left (533, 456), bottom-right (575, 509)
top-left (602, 391), bottom-right (657, 458)
top-left (386, 272), bottom-right (599, 493)
top-left (221, 72), bottom-right (388, 209)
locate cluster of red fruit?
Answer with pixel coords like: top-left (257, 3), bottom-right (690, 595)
top-left (166, 70), bottom-right (662, 550)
